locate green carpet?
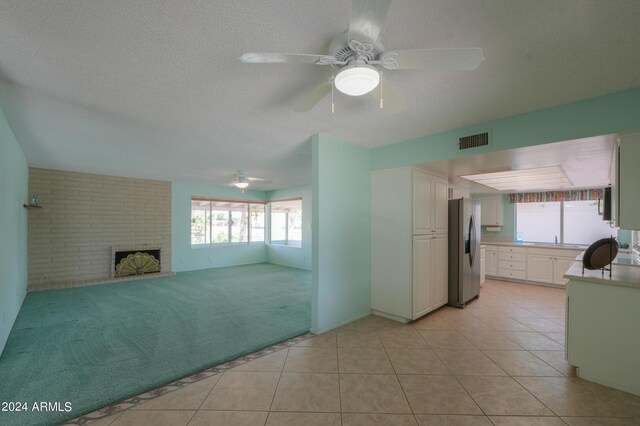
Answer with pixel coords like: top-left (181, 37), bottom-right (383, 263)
top-left (0, 263), bottom-right (311, 426)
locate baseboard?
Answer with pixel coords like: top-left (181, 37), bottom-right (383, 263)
top-left (310, 310), bottom-right (371, 335)
top-left (486, 276), bottom-right (566, 289)
top-left (371, 310), bottom-right (410, 323)
top-left (265, 260), bottom-right (311, 271)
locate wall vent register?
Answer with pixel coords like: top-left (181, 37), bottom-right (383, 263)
top-left (459, 132), bottom-right (489, 150)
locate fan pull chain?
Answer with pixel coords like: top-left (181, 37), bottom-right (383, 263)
top-left (331, 77), bottom-right (335, 114)
top-left (379, 71), bottom-right (384, 109)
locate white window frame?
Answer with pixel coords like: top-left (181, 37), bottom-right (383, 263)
top-left (268, 198), bottom-right (303, 248)
top-left (191, 197), bottom-right (266, 247)
top-left (515, 199), bottom-right (613, 245)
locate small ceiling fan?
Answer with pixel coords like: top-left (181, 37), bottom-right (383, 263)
top-left (240, 0), bottom-right (484, 113)
top-left (231, 170), bottom-right (270, 192)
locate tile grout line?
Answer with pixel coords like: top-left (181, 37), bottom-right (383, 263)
top-left (336, 335), bottom-right (343, 426)
top-left (427, 327), bottom-right (489, 420)
top-left (378, 326), bottom-right (416, 422)
top-left (266, 346), bottom-right (290, 422)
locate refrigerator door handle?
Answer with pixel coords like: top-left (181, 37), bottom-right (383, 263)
top-left (468, 215), bottom-right (475, 267)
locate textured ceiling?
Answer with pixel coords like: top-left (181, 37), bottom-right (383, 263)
top-left (1, 1), bottom-right (640, 189)
top-left (419, 135), bottom-right (616, 194)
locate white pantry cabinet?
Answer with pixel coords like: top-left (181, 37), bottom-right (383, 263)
top-left (372, 167), bottom-right (449, 322)
top-left (478, 196), bottom-right (503, 226)
top-left (413, 235), bottom-right (448, 317)
top-left (413, 170), bottom-right (449, 235)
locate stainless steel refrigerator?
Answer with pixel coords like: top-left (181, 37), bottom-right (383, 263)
top-left (448, 198), bottom-right (481, 308)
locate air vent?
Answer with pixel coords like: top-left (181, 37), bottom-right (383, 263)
top-left (459, 132), bottom-right (489, 150)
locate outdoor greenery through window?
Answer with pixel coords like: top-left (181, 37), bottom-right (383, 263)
top-left (516, 200), bottom-right (614, 245)
top-left (191, 199), bottom-right (265, 245)
top-left (270, 199), bottom-right (302, 247)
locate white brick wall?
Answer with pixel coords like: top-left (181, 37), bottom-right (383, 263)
top-left (28, 168), bottom-right (172, 290)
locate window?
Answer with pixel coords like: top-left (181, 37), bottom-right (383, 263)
top-left (270, 199), bottom-right (302, 247)
top-left (516, 202), bottom-right (561, 243)
top-left (516, 200), bottom-right (613, 245)
top-left (563, 200), bottom-right (615, 245)
top-left (191, 199), bottom-right (266, 245)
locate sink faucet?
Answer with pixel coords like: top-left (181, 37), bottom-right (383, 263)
top-left (555, 235), bottom-right (558, 244)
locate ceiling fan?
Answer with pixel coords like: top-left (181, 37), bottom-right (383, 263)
top-left (240, 0), bottom-right (484, 113)
top-left (232, 170), bottom-right (270, 191)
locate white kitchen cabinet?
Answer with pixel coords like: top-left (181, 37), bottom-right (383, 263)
top-left (480, 246), bottom-right (486, 284)
top-left (372, 167), bottom-right (449, 322)
top-left (478, 196), bottom-right (503, 226)
top-left (527, 255), bottom-right (555, 284)
top-left (433, 235), bottom-right (449, 307)
top-left (485, 245), bottom-right (498, 276)
top-left (413, 234), bottom-right (448, 318)
top-left (617, 133), bottom-right (640, 230)
top-left (433, 180), bottom-right (449, 234)
top-left (553, 256), bottom-right (575, 285)
top-left (497, 246), bottom-right (526, 279)
top-left (413, 169), bottom-right (448, 235)
top-left (413, 171), bottom-right (432, 234)
top-left (413, 236), bottom-right (433, 317)
top-left (525, 248), bottom-right (581, 286)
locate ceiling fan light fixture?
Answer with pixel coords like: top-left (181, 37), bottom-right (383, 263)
top-left (334, 65), bottom-right (380, 96)
top-left (234, 181), bottom-right (249, 189)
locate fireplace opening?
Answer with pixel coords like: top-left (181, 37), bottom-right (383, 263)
top-left (113, 248), bottom-right (161, 278)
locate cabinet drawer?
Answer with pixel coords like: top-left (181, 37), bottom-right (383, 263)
top-left (485, 245), bottom-right (498, 252)
top-left (498, 268), bottom-right (526, 280)
top-left (498, 252), bottom-right (526, 262)
top-left (498, 260), bottom-right (526, 271)
top-left (498, 246), bottom-right (527, 254)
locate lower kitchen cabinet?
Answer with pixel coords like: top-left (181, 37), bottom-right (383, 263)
top-left (527, 255), bottom-right (555, 284)
top-left (497, 246), bottom-right (527, 280)
top-left (485, 245), bottom-right (498, 276)
top-left (412, 235), bottom-right (448, 319)
top-left (553, 256), bottom-right (575, 285)
top-left (480, 246), bottom-right (486, 284)
top-left (486, 245), bottom-right (581, 287)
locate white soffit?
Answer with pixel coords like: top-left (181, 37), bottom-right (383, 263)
top-left (460, 166), bottom-right (572, 191)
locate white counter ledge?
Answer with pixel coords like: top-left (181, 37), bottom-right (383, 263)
top-left (482, 241), bottom-right (589, 251)
top-left (564, 262), bottom-right (640, 289)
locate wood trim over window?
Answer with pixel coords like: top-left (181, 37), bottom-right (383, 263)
top-left (267, 197), bottom-right (302, 203)
top-left (192, 196), bottom-right (267, 205)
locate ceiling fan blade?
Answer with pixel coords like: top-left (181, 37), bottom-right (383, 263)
top-left (247, 177), bottom-right (272, 183)
top-left (349, 0), bottom-right (391, 44)
top-left (294, 79), bottom-right (333, 112)
top-left (380, 48), bottom-right (485, 70)
top-left (240, 53), bottom-right (336, 65)
top-left (370, 76), bottom-right (405, 113)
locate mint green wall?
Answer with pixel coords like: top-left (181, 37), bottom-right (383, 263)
top-left (267, 186), bottom-right (312, 270)
top-left (172, 182), bottom-right (268, 272)
top-left (312, 134), bottom-right (371, 334)
top-left (0, 107), bottom-right (28, 356)
top-left (474, 194), bottom-right (516, 240)
top-left (371, 87), bottom-right (640, 170)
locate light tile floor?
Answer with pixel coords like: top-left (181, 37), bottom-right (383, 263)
top-left (80, 280), bottom-right (640, 425)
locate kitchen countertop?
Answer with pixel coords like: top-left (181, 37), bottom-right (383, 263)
top-left (481, 241), bottom-right (587, 251)
top-left (574, 252), bottom-right (640, 267)
top-left (564, 261), bottom-right (640, 289)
